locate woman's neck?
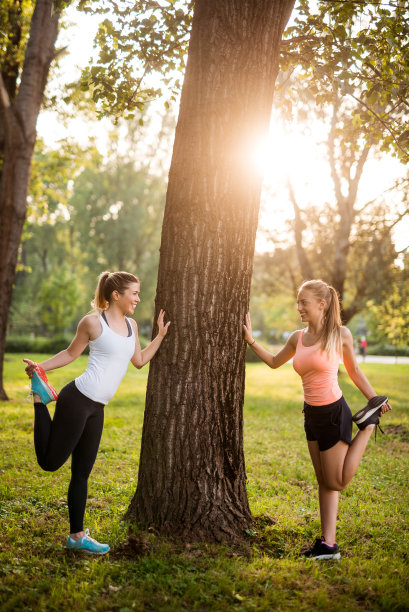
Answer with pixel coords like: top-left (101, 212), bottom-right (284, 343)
top-left (307, 319), bottom-right (324, 336)
top-left (106, 304), bottom-right (126, 320)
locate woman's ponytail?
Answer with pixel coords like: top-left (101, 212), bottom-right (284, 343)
top-left (92, 271), bottom-right (111, 312)
top-left (322, 286), bottom-right (342, 356)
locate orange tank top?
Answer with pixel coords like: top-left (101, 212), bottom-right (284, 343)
top-left (292, 330), bottom-right (342, 406)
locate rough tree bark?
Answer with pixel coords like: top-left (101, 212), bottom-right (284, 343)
top-left (0, 0), bottom-right (60, 400)
top-left (125, 0), bottom-right (295, 541)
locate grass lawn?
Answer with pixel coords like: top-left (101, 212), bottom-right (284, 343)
top-left (1, 355), bottom-right (408, 611)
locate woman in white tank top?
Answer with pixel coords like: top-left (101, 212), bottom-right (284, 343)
top-left (23, 270), bottom-right (170, 555)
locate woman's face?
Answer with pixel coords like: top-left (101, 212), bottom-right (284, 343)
top-left (297, 288), bottom-right (325, 324)
top-left (114, 282), bottom-right (141, 315)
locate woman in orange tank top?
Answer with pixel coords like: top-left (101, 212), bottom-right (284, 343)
top-left (243, 279), bottom-right (391, 560)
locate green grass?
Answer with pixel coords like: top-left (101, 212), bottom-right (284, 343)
top-left (1, 355), bottom-right (408, 611)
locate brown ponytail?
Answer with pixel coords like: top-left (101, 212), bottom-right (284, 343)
top-left (298, 280), bottom-right (342, 356)
top-left (91, 270), bottom-right (140, 312)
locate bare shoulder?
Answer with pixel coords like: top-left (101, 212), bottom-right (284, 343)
top-left (340, 326), bottom-right (354, 350)
top-left (79, 313), bottom-right (101, 335)
top-left (129, 318), bottom-right (138, 332)
top-left (287, 329), bottom-right (301, 348)
top-left (340, 326), bottom-right (353, 341)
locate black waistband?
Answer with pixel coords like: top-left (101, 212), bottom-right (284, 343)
top-left (303, 395), bottom-right (344, 411)
top-left (65, 380), bottom-right (105, 408)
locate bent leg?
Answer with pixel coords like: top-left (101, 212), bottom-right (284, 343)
top-left (34, 382), bottom-right (89, 472)
top-left (68, 406), bottom-right (104, 534)
top-left (308, 441), bottom-right (339, 545)
top-left (320, 426), bottom-right (374, 491)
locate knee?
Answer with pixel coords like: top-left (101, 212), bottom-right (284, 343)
top-left (321, 478), bottom-right (346, 492)
top-left (38, 459), bottom-right (61, 473)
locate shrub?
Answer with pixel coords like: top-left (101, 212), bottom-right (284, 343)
top-left (5, 335), bottom-right (77, 354)
top-left (367, 343), bottom-right (409, 357)
top-left (5, 333), bottom-right (149, 354)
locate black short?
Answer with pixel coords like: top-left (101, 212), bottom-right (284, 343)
top-left (303, 396), bottom-right (352, 452)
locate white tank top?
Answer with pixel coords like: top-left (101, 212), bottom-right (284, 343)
top-left (75, 314), bottom-right (135, 405)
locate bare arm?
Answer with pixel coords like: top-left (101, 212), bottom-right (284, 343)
top-left (243, 312), bottom-right (297, 369)
top-left (341, 327), bottom-right (391, 414)
top-left (23, 315), bottom-right (98, 375)
top-left (131, 309), bottom-right (170, 369)
top-left (341, 327), bottom-right (377, 399)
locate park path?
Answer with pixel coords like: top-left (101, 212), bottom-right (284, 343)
top-left (356, 355), bottom-right (409, 365)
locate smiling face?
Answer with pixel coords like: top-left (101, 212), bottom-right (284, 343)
top-left (297, 288), bottom-right (326, 324)
top-left (113, 282), bottom-right (141, 315)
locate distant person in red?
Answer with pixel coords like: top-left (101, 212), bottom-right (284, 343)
top-left (359, 336), bottom-right (368, 360)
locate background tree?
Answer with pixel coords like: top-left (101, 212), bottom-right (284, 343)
top-left (10, 119), bottom-right (169, 337)
top-left (37, 264), bottom-right (80, 333)
top-left (0, 0), bottom-right (68, 399)
top-left (9, 137), bottom-right (87, 336)
top-left (280, 0), bottom-right (409, 160)
top-left (285, 103), bottom-right (406, 322)
top-left (254, 0), bottom-right (409, 324)
top-left (367, 257), bottom-right (409, 353)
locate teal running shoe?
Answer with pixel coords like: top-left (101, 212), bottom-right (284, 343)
top-left (66, 529), bottom-right (110, 555)
top-left (31, 365), bottom-right (58, 404)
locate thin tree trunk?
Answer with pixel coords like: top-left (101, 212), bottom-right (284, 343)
top-left (288, 179), bottom-right (314, 281)
top-left (0, 0), bottom-right (60, 400)
top-left (327, 99), bottom-right (372, 318)
top-left (125, 0), bottom-right (295, 541)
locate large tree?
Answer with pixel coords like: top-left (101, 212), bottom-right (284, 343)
top-left (0, 0), bottom-right (65, 399)
top-left (123, 0), bottom-right (295, 541)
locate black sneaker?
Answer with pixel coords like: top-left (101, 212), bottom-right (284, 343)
top-left (302, 537), bottom-right (341, 560)
top-left (352, 395), bottom-right (388, 431)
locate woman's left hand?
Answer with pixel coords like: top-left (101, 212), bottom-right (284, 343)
top-left (380, 400), bottom-right (392, 415)
top-left (157, 309), bottom-right (171, 337)
top-left (243, 312), bottom-right (254, 344)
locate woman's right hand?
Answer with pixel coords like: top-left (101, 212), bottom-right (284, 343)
top-left (157, 309), bottom-right (171, 338)
top-left (23, 358), bottom-right (37, 378)
top-left (243, 312), bottom-right (254, 344)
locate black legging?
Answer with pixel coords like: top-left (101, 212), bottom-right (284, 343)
top-left (34, 381), bottom-right (104, 533)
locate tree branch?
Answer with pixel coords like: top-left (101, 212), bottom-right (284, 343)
top-left (328, 95), bottom-right (346, 209)
top-left (387, 208), bottom-right (409, 231)
top-left (348, 92), bottom-right (409, 161)
top-left (0, 73), bottom-right (11, 110)
top-left (348, 142), bottom-right (371, 206)
top-left (287, 179), bottom-right (314, 281)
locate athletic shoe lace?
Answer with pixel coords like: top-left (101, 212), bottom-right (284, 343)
top-left (83, 529), bottom-right (99, 545)
top-left (375, 422), bottom-right (385, 442)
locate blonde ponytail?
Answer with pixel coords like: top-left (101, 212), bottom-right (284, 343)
top-left (92, 271), bottom-right (111, 311)
top-left (298, 280), bottom-right (342, 356)
top-left (91, 270), bottom-right (140, 312)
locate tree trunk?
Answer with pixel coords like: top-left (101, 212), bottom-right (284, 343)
top-left (125, 0), bottom-right (295, 541)
top-left (0, 0), bottom-right (60, 400)
top-left (327, 99), bottom-right (372, 320)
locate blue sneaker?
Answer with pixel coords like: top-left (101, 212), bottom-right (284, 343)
top-left (66, 529), bottom-right (110, 555)
top-left (30, 365), bottom-right (58, 404)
